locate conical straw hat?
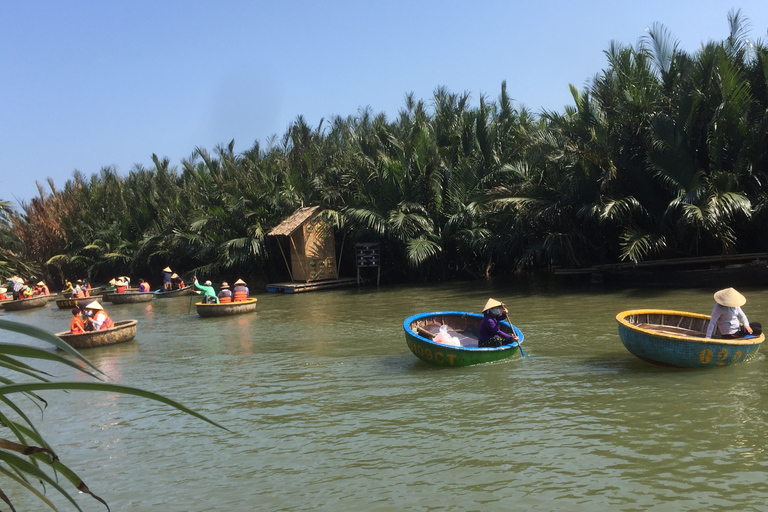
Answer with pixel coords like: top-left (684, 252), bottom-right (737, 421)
top-left (0, 288), bottom-right (6, 294)
top-left (86, 300), bottom-right (104, 310)
top-left (171, 273), bottom-right (179, 278)
top-left (234, 279), bottom-right (246, 286)
top-left (483, 298), bottom-right (503, 312)
top-left (714, 288), bottom-right (746, 307)
top-left (163, 267), bottom-right (172, 273)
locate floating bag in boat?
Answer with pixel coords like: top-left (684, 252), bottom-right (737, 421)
top-left (434, 325), bottom-right (461, 346)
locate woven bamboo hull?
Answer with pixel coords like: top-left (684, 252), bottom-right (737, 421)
top-left (403, 311), bottom-right (524, 367)
top-left (154, 285), bottom-right (196, 298)
top-left (56, 320), bottom-right (138, 349)
top-left (55, 296), bottom-right (103, 309)
top-left (1, 295), bottom-right (49, 311)
top-left (103, 292), bottom-right (155, 304)
top-left (196, 298), bottom-right (257, 317)
top-left (616, 309), bottom-right (764, 367)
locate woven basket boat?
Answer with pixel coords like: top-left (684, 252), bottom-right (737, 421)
top-left (196, 298), bottom-right (257, 318)
top-left (55, 295), bottom-right (103, 310)
top-left (56, 319), bottom-right (138, 349)
top-left (1, 295), bottom-right (49, 312)
top-left (103, 292), bottom-right (155, 304)
top-left (154, 285), bottom-right (196, 298)
top-left (616, 309), bottom-right (764, 367)
top-left (403, 311), bottom-right (524, 367)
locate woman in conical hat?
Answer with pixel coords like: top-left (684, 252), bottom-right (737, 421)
top-left (706, 288), bottom-right (761, 338)
top-left (232, 279), bottom-right (249, 302)
top-left (162, 267), bottom-right (173, 290)
top-left (478, 298), bottom-right (518, 348)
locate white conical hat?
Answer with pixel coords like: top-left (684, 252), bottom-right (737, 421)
top-left (714, 288), bottom-right (746, 307)
top-left (163, 267), bottom-right (172, 272)
top-left (86, 300), bottom-right (104, 310)
top-left (234, 279), bottom-right (246, 286)
top-left (483, 298), bottom-right (503, 312)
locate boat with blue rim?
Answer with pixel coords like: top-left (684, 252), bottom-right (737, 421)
top-left (403, 311), bottom-right (524, 367)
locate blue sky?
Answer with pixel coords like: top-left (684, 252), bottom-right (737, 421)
top-left (2, 1), bottom-right (767, 204)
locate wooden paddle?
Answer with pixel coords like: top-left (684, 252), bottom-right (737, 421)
top-left (502, 304), bottom-right (527, 357)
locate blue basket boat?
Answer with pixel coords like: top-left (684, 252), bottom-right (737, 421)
top-left (616, 309), bottom-right (764, 368)
top-left (403, 311), bottom-right (524, 367)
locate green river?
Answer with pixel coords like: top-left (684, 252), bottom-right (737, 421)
top-left (2, 276), bottom-right (768, 511)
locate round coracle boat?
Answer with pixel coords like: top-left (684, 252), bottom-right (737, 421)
top-left (55, 295), bottom-right (103, 310)
top-left (616, 309), bottom-right (764, 368)
top-left (403, 311), bottom-right (524, 367)
top-left (1, 295), bottom-right (49, 312)
top-left (103, 291), bottom-right (155, 304)
top-left (196, 298), bottom-right (257, 318)
top-left (154, 285), bottom-right (196, 298)
top-left (56, 319), bottom-right (138, 349)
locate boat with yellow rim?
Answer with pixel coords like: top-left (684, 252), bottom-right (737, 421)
top-left (196, 298), bottom-right (257, 318)
top-left (616, 309), bottom-right (764, 367)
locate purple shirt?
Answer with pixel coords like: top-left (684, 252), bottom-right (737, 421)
top-left (478, 312), bottom-right (513, 342)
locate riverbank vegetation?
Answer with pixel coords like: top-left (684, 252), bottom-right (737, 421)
top-left (2, 10), bottom-right (767, 288)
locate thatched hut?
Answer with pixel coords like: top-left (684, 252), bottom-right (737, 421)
top-left (268, 206), bottom-right (337, 282)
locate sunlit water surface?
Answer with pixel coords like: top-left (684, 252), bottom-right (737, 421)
top-left (3, 276), bottom-right (768, 511)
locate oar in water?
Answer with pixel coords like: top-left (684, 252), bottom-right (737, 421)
top-left (513, 337), bottom-right (527, 358)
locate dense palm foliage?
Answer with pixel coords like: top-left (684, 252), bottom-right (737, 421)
top-left (3, 10), bottom-right (768, 288)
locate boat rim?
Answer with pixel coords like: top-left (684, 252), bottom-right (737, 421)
top-left (195, 298), bottom-right (258, 307)
top-left (616, 308), bottom-right (764, 346)
top-left (403, 311), bottom-right (524, 352)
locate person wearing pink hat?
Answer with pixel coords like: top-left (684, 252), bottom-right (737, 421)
top-left (706, 288), bottom-right (761, 338)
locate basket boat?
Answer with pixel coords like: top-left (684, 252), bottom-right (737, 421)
top-left (195, 298), bottom-right (257, 318)
top-left (154, 285), bottom-right (196, 298)
top-left (1, 295), bottom-right (49, 312)
top-left (55, 320), bottom-right (138, 349)
top-left (103, 292), bottom-right (155, 304)
top-left (403, 311), bottom-right (524, 367)
top-left (616, 309), bottom-right (764, 367)
top-left (55, 295), bottom-right (103, 310)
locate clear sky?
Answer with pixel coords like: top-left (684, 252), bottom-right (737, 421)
top-left (2, 1), bottom-right (767, 205)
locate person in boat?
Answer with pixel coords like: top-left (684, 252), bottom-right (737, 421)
top-left (218, 281), bottom-right (232, 303)
top-left (706, 288), bottom-right (762, 339)
top-left (114, 279), bottom-right (128, 294)
top-left (62, 280), bottom-right (74, 294)
top-left (0, 287), bottom-right (8, 300)
top-left (193, 277), bottom-right (219, 304)
top-left (138, 279), bottom-right (150, 292)
top-left (70, 307), bottom-right (86, 334)
top-left (171, 273), bottom-right (184, 290)
top-left (73, 280), bottom-right (86, 298)
top-left (162, 267), bottom-right (173, 291)
top-left (22, 284), bottom-right (34, 298)
top-left (232, 279), bottom-right (249, 302)
top-left (10, 276), bottom-right (24, 300)
top-left (85, 301), bottom-right (114, 331)
top-left (36, 281), bottom-right (50, 296)
top-left (478, 298), bottom-right (518, 348)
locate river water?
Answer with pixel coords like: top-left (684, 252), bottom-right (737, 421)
top-left (3, 277), bottom-right (768, 511)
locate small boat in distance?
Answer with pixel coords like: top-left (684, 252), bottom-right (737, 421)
top-left (55, 295), bottom-right (103, 310)
top-left (55, 320), bottom-right (138, 349)
top-left (403, 311), bottom-right (524, 367)
top-left (616, 309), bottom-right (764, 367)
top-left (1, 295), bottom-right (49, 312)
top-left (196, 298), bottom-right (257, 318)
top-left (154, 285), bottom-right (196, 298)
top-left (103, 292), bottom-right (155, 304)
